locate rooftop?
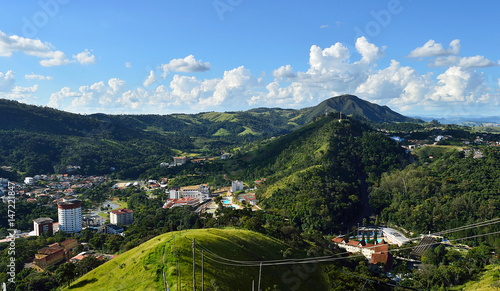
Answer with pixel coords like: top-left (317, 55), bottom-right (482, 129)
top-left (110, 208), bottom-right (133, 215)
top-left (33, 217), bottom-right (54, 224)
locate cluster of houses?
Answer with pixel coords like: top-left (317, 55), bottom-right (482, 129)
top-left (0, 173), bottom-right (108, 204)
top-left (159, 152), bottom-right (234, 168)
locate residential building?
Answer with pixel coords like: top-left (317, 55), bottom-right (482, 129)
top-left (57, 195), bottom-right (82, 233)
top-left (173, 156), bottom-right (187, 166)
top-left (231, 180), bottom-right (244, 193)
top-left (110, 208), bottom-right (133, 225)
top-left (168, 184), bottom-right (210, 201)
top-left (33, 218), bottom-right (54, 236)
top-left (332, 237), bottom-right (391, 264)
top-left (24, 177), bottom-right (35, 185)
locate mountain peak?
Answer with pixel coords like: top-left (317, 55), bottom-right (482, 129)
top-left (301, 94), bottom-right (421, 123)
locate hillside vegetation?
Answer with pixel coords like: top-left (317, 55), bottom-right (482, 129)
top-left (0, 95), bottom-right (420, 178)
top-left (237, 115), bottom-right (406, 232)
top-left (66, 228), bottom-right (328, 291)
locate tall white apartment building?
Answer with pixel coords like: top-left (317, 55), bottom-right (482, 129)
top-left (57, 195), bottom-right (82, 233)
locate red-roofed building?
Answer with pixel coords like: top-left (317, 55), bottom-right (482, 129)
top-left (110, 209), bottom-right (133, 225)
top-left (162, 198), bottom-right (200, 209)
top-left (332, 237), bottom-right (392, 268)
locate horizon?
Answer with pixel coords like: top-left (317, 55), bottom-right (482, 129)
top-left (1, 1), bottom-right (500, 117)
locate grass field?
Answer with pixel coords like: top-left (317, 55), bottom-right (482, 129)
top-left (65, 228), bottom-right (328, 291)
top-left (452, 264), bottom-right (500, 291)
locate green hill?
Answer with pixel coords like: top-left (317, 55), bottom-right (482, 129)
top-left (66, 228), bottom-right (328, 291)
top-left (239, 115), bottom-right (406, 232)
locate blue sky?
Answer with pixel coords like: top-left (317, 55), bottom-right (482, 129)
top-left (0, 0), bottom-right (499, 117)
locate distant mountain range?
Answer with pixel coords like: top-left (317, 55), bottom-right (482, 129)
top-left (414, 115), bottom-right (500, 125)
top-left (0, 94), bottom-right (422, 176)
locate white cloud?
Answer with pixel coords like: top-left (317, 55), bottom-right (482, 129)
top-left (0, 70), bottom-right (39, 103)
top-left (0, 70), bottom-right (15, 92)
top-left (431, 56), bottom-right (460, 67)
top-left (47, 87), bottom-right (80, 108)
top-left (408, 39), bottom-right (461, 58)
top-left (430, 66), bottom-right (488, 103)
top-left (320, 25), bottom-right (329, 29)
top-left (125, 62), bottom-right (132, 68)
top-left (73, 49), bottom-right (96, 65)
top-left (457, 55), bottom-right (497, 69)
top-left (200, 66), bottom-right (259, 107)
top-left (143, 71), bottom-right (157, 87)
top-left (162, 55), bottom-right (211, 74)
top-left (355, 36), bottom-right (384, 64)
top-left (40, 37), bottom-right (499, 116)
top-left (25, 73), bottom-right (53, 80)
top-left (356, 60), bottom-right (432, 109)
top-left (273, 65), bottom-right (297, 80)
top-left (0, 29), bottom-right (94, 66)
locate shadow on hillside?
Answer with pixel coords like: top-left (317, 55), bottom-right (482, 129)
top-left (68, 278), bottom-right (98, 289)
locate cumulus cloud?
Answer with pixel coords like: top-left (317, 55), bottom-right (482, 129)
top-left (457, 55), bottom-right (497, 69)
top-left (356, 60), bottom-right (430, 102)
top-left (0, 70), bottom-right (39, 103)
top-left (408, 39), bottom-right (461, 58)
top-left (47, 87), bottom-right (80, 108)
top-left (0, 70), bottom-right (15, 92)
top-left (0, 30), bottom-right (95, 66)
top-left (430, 66), bottom-right (489, 103)
top-left (42, 37), bottom-right (500, 116)
top-left (73, 49), bottom-right (96, 65)
top-left (25, 73), bottom-right (53, 80)
top-left (162, 55), bottom-right (211, 74)
top-left (272, 65), bottom-right (297, 80)
top-left (143, 71), bottom-right (157, 87)
top-left (355, 36), bottom-right (384, 64)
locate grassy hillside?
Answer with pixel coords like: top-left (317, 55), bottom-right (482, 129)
top-left (66, 228), bottom-right (328, 291)
top-left (454, 264), bottom-right (500, 290)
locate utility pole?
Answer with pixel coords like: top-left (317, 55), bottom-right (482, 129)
top-left (192, 238), bottom-right (196, 291)
top-left (178, 263), bottom-right (181, 291)
top-left (201, 250), bottom-right (204, 291)
top-left (257, 262), bottom-right (262, 291)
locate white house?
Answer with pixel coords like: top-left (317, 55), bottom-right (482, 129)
top-left (24, 177), bottom-right (35, 185)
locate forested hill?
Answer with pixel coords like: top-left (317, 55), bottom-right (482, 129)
top-left (237, 115), bottom-right (407, 232)
top-left (299, 94), bottom-right (422, 124)
top-left (0, 95), bottom-right (417, 177)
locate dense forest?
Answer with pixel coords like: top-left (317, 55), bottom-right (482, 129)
top-left (232, 115), bottom-right (407, 233)
top-left (370, 146), bottom-right (500, 248)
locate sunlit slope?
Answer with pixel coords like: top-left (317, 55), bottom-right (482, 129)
top-left (66, 228), bottom-right (328, 291)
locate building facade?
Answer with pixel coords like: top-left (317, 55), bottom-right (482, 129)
top-left (110, 208), bottom-right (133, 225)
top-left (57, 195), bottom-right (82, 233)
top-left (231, 180), bottom-right (244, 193)
top-left (33, 217), bottom-right (54, 236)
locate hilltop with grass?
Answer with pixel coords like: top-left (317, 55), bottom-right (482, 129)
top-left (65, 228), bottom-right (329, 291)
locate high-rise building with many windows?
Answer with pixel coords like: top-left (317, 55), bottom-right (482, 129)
top-left (57, 195), bottom-right (82, 233)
